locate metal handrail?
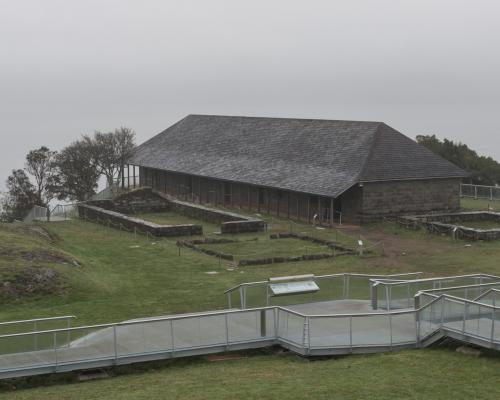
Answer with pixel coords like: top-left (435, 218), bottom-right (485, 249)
top-left (0, 315), bottom-right (76, 327)
top-left (372, 273), bottom-right (500, 287)
top-left (0, 300), bottom-right (437, 341)
top-left (224, 272), bottom-right (424, 294)
top-left (417, 280), bottom-right (500, 295)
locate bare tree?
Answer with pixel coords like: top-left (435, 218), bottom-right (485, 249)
top-left (92, 127), bottom-right (136, 188)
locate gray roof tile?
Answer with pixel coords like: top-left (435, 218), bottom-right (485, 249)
top-left (130, 115), bottom-right (467, 197)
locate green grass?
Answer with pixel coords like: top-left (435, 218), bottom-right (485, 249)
top-left (460, 197), bottom-right (500, 211)
top-left (3, 350), bottom-right (500, 400)
top-left (199, 237), bottom-right (333, 260)
top-left (456, 220), bottom-right (500, 230)
top-left (134, 211), bottom-right (219, 232)
top-left (4, 212), bottom-right (500, 398)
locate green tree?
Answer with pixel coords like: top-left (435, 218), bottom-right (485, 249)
top-left (24, 146), bottom-right (59, 206)
top-left (0, 169), bottom-right (36, 221)
top-left (54, 139), bottom-right (101, 201)
top-left (416, 135), bottom-right (500, 185)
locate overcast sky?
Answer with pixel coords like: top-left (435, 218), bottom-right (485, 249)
top-left (1, 0), bottom-right (499, 190)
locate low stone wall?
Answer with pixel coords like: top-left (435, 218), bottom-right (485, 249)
top-left (86, 187), bottom-right (266, 234)
top-left (177, 232), bottom-right (356, 266)
top-left (176, 238), bottom-right (236, 261)
top-left (269, 232), bottom-right (354, 253)
top-left (398, 212), bottom-right (500, 241)
top-left (77, 203), bottom-right (202, 237)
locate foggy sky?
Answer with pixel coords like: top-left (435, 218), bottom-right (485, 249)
top-left (1, 0), bottom-right (500, 191)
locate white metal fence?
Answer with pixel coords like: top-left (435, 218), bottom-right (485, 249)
top-left (460, 183), bottom-right (500, 201)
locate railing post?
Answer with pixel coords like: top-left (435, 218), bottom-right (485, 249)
top-left (53, 332), bottom-right (58, 370)
top-left (385, 286), bottom-right (391, 311)
top-left (307, 317), bottom-right (311, 354)
top-left (34, 321), bottom-right (38, 351)
top-left (349, 316), bottom-right (353, 352)
top-left (389, 314), bottom-right (393, 350)
top-left (227, 292), bottom-right (232, 309)
top-left (274, 308), bottom-right (279, 339)
top-left (371, 283), bottom-right (378, 310)
top-left (113, 325), bottom-right (118, 362)
top-left (415, 310), bottom-right (420, 347)
top-left (462, 303), bottom-right (467, 334)
top-left (225, 314), bottom-right (229, 349)
top-left (170, 320), bottom-right (175, 356)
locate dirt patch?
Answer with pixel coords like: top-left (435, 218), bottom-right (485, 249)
top-left (339, 224), bottom-right (457, 269)
top-left (0, 248), bottom-right (79, 266)
top-left (24, 225), bottom-right (59, 242)
top-left (0, 266), bottom-right (68, 300)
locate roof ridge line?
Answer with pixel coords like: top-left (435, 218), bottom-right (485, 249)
top-left (355, 122), bottom-right (384, 183)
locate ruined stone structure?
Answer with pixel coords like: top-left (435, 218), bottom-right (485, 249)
top-left (126, 115), bottom-right (467, 224)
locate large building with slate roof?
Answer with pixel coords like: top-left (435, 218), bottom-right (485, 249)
top-left (126, 115), bottom-right (467, 224)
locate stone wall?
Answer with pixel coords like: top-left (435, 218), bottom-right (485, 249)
top-left (398, 211), bottom-right (500, 241)
top-left (77, 203), bottom-right (202, 237)
top-left (138, 167), bottom-right (461, 225)
top-left (358, 178), bottom-right (461, 223)
top-left (85, 187), bottom-right (266, 233)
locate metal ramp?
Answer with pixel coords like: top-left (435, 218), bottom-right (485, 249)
top-left (2, 273), bottom-right (500, 379)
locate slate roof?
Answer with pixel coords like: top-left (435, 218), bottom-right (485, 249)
top-left (129, 115), bottom-right (467, 198)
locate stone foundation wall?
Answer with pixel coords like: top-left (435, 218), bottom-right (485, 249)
top-left (398, 211), bottom-right (500, 241)
top-left (77, 203), bottom-right (202, 237)
top-left (85, 187), bottom-right (265, 233)
top-left (359, 178), bottom-right (461, 223)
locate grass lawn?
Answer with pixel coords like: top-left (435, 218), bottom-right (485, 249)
top-left (3, 349), bottom-right (500, 400)
top-left (134, 211), bottom-right (219, 233)
top-left (456, 220), bottom-right (500, 229)
top-left (460, 197), bottom-right (500, 211)
top-left (4, 211), bottom-right (500, 398)
top-left (199, 237), bottom-right (333, 260)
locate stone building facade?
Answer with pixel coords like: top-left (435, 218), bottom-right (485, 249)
top-left (137, 167), bottom-right (461, 224)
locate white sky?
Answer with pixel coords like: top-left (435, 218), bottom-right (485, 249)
top-left (1, 0), bottom-right (500, 190)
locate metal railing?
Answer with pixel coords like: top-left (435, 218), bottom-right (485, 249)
top-left (22, 205), bottom-right (49, 223)
top-left (372, 274), bottom-right (500, 311)
top-left (460, 183), bottom-right (500, 201)
top-left (50, 204), bottom-right (77, 221)
top-left (5, 274), bottom-right (500, 379)
top-left (225, 272), bottom-right (423, 310)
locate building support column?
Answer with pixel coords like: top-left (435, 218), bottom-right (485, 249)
top-left (330, 198), bottom-right (334, 227)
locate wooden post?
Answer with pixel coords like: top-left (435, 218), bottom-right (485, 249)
top-left (317, 196), bottom-right (321, 224)
top-left (330, 198), bottom-right (334, 227)
top-left (287, 192), bottom-right (290, 219)
top-left (267, 189), bottom-right (270, 215)
top-left (277, 191), bottom-right (280, 217)
top-left (307, 196), bottom-right (310, 223)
